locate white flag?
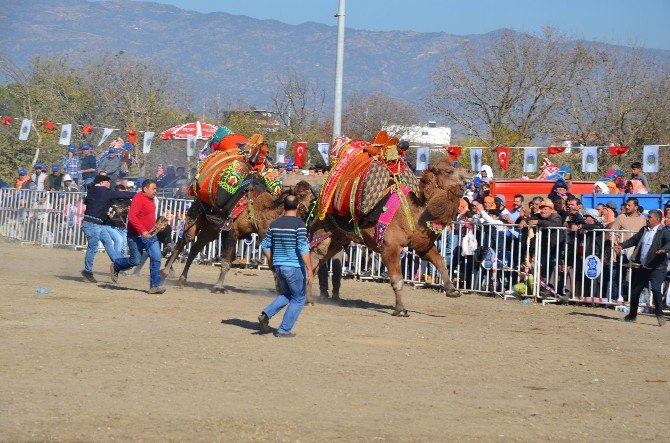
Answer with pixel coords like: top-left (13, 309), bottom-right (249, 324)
top-left (523, 148), bottom-right (537, 173)
top-left (470, 148), bottom-right (482, 173)
top-left (58, 124), bottom-right (72, 145)
top-left (643, 145), bottom-right (659, 173)
top-left (98, 128), bottom-right (115, 147)
top-left (416, 147), bottom-right (430, 171)
top-left (317, 143), bottom-right (330, 166)
top-left (143, 131), bottom-right (155, 154)
top-left (186, 135), bottom-right (197, 157)
top-left (18, 119), bottom-right (32, 141)
top-left (581, 146), bottom-right (598, 173)
top-left (276, 141), bottom-right (287, 164)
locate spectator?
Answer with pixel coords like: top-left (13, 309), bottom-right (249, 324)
top-left (614, 209), bottom-right (669, 327)
top-left (523, 200), bottom-right (563, 278)
top-left (14, 169), bottom-right (32, 189)
top-left (80, 144), bottom-right (97, 191)
top-left (112, 179), bottom-right (166, 294)
top-left (99, 147), bottom-right (122, 185)
top-left (318, 249), bottom-right (343, 300)
top-left (61, 174), bottom-right (80, 192)
top-left (31, 164), bottom-right (49, 191)
top-left (173, 184), bottom-right (191, 199)
top-left (597, 203), bottom-right (617, 228)
top-left (606, 201), bottom-right (618, 218)
top-left (463, 182), bottom-right (475, 201)
top-left (625, 179), bottom-right (648, 194)
top-left (548, 179), bottom-right (574, 205)
top-left (593, 181), bottom-right (609, 194)
top-left (508, 194), bottom-right (524, 223)
top-left (161, 165), bottom-right (179, 188)
top-left (606, 181), bottom-right (619, 194)
top-left (610, 197), bottom-right (647, 258)
top-left (494, 195), bottom-right (511, 222)
top-left (630, 161), bottom-right (650, 191)
top-left (48, 165), bottom-right (63, 191)
top-left (80, 175), bottom-right (134, 283)
top-left (155, 164), bottom-right (167, 187)
top-left (175, 166), bottom-right (189, 187)
top-left (257, 195), bottom-right (313, 337)
top-left (61, 145), bottom-right (82, 184)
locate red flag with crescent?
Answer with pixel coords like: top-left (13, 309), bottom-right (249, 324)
top-left (42, 121), bottom-right (55, 132)
top-left (446, 145), bottom-right (461, 162)
top-left (1, 116), bottom-right (12, 125)
top-left (126, 129), bottom-right (137, 144)
top-left (496, 146), bottom-right (510, 171)
top-left (609, 145), bottom-right (628, 156)
top-left (294, 141), bottom-right (307, 168)
top-left (547, 145), bottom-right (566, 155)
top-left (82, 125), bottom-right (93, 135)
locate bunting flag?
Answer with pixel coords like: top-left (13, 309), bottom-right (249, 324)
top-left (523, 148), bottom-right (537, 173)
top-left (643, 145), bottom-right (659, 173)
top-left (58, 124), bottom-right (72, 145)
top-left (43, 121), bottom-right (55, 132)
top-left (416, 146), bottom-right (430, 171)
top-left (276, 141), bottom-right (287, 164)
top-left (470, 148), bottom-right (482, 172)
top-left (98, 128), bottom-right (115, 146)
top-left (143, 131), bottom-right (155, 154)
top-left (581, 146), bottom-right (598, 172)
top-left (446, 145), bottom-right (461, 162)
top-left (317, 142), bottom-right (330, 166)
top-left (1, 116), bottom-right (12, 125)
top-left (126, 129), bottom-right (137, 143)
top-left (186, 135), bottom-right (197, 157)
top-left (18, 119), bottom-right (32, 141)
top-left (294, 142), bottom-right (307, 168)
top-left (496, 146), bottom-right (510, 171)
top-left (609, 145), bottom-right (628, 156)
top-left (82, 125), bottom-right (93, 135)
top-left (547, 145), bottom-right (566, 155)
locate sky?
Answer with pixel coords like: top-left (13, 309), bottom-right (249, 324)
top-left (135, 0), bottom-right (670, 50)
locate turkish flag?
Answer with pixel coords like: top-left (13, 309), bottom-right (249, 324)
top-left (293, 142), bottom-right (307, 168)
top-left (43, 121), bottom-right (55, 132)
top-left (126, 129), bottom-right (137, 144)
top-left (82, 125), bottom-right (93, 135)
top-left (609, 145), bottom-right (628, 156)
top-left (547, 146), bottom-right (566, 155)
top-left (1, 116), bottom-right (12, 125)
top-left (496, 146), bottom-right (510, 171)
top-left (446, 145), bottom-right (461, 162)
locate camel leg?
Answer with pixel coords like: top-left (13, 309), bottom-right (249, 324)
top-left (419, 246), bottom-right (460, 297)
top-left (161, 216), bottom-right (201, 281)
top-left (381, 243), bottom-right (409, 317)
top-left (211, 232), bottom-right (237, 294)
top-left (306, 233), bottom-right (348, 305)
top-left (178, 224), bottom-right (219, 288)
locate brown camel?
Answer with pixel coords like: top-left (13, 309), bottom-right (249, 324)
top-left (161, 181), bottom-right (315, 293)
top-left (307, 157), bottom-right (467, 316)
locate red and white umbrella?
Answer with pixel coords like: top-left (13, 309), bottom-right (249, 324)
top-left (161, 121), bottom-right (218, 140)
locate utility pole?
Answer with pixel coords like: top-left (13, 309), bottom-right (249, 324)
top-left (332, 0), bottom-right (346, 142)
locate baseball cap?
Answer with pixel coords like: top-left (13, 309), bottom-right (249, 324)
top-left (473, 177), bottom-right (482, 188)
top-left (34, 163), bottom-right (43, 169)
top-left (606, 201), bottom-right (618, 210)
top-left (63, 174), bottom-right (72, 182)
top-left (539, 200), bottom-right (555, 209)
top-left (19, 169), bottom-right (27, 176)
top-left (68, 145), bottom-right (76, 153)
top-left (108, 147), bottom-right (117, 153)
top-left (126, 180), bottom-right (135, 189)
top-left (52, 165), bottom-right (59, 172)
top-left (583, 208), bottom-right (602, 222)
top-left (495, 195), bottom-right (506, 205)
top-left (81, 144), bottom-right (92, 151)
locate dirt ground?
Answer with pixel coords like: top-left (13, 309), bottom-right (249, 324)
top-left (0, 240), bottom-right (668, 442)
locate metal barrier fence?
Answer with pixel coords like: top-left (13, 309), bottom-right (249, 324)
top-left (1, 188), bottom-right (657, 309)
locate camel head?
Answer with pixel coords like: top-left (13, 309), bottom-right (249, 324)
top-left (292, 180), bottom-right (318, 220)
top-left (419, 156), bottom-right (469, 223)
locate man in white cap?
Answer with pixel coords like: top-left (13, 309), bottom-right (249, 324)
top-left (61, 174), bottom-right (80, 192)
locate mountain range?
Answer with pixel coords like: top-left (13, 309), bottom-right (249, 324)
top-left (2, 0), bottom-right (670, 118)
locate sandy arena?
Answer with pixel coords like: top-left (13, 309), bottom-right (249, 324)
top-left (0, 240), bottom-right (668, 441)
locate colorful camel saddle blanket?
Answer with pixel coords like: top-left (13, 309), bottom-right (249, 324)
top-left (375, 186), bottom-right (413, 249)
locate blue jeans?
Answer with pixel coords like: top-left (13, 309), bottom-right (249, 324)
top-left (105, 226), bottom-right (127, 258)
top-left (82, 221), bottom-right (118, 273)
top-left (263, 266), bottom-right (306, 334)
top-left (114, 234), bottom-right (162, 288)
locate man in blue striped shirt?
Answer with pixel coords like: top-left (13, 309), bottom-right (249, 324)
top-left (258, 195), bottom-right (313, 337)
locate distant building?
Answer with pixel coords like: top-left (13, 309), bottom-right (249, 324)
top-left (384, 121), bottom-right (451, 146)
top-left (222, 108), bottom-right (281, 131)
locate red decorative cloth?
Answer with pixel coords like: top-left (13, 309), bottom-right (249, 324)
top-left (496, 146), bottom-right (510, 171)
top-left (446, 146), bottom-right (461, 162)
top-left (82, 125), bottom-right (93, 135)
top-left (2, 116), bottom-right (12, 125)
top-left (609, 145), bottom-right (628, 156)
top-left (546, 146), bottom-right (566, 155)
top-left (126, 129), bottom-right (137, 144)
top-left (42, 121), bottom-right (55, 132)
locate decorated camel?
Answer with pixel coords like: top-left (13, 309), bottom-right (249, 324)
top-left (161, 133), bottom-right (316, 293)
top-left (307, 132), bottom-right (468, 316)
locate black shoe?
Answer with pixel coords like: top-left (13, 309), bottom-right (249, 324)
top-left (258, 313), bottom-right (270, 333)
top-left (110, 262), bottom-right (119, 283)
top-left (319, 291), bottom-right (329, 298)
top-left (621, 315), bottom-right (637, 322)
top-left (273, 332), bottom-right (296, 338)
top-left (332, 292), bottom-right (340, 300)
top-left (81, 270), bottom-right (97, 283)
top-left (658, 316), bottom-right (666, 327)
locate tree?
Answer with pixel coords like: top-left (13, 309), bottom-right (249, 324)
top-left (426, 28), bottom-right (589, 148)
top-left (342, 92), bottom-right (420, 140)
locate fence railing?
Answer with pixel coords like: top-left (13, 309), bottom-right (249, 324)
top-left (1, 188), bottom-right (660, 310)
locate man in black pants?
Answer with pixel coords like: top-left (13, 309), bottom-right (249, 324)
top-left (318, 249), bottom-right (343, 300)
top-left (614, 209), bottom-right (670, 327)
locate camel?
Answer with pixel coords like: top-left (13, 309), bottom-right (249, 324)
top-left (161, 180), bottom-right (315, 293)
top-left (308, 156), bottom-right (467, 316)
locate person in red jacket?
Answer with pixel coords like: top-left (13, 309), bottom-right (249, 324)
top-left (111, 179), bottom-right (166, 293)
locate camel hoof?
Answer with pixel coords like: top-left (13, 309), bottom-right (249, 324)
top-left (445, 288), bottom-right (461, 298)
top-left (306, 301), bottom-right (315, 306)
top-left (160, 270), bottom-right (169, 280)
top-left (210, 286), bottom-right (228, 294)
top-left (392, 308), bottom-right (409, 317)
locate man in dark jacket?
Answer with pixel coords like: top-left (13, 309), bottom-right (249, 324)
top-left (614, 209), bottom-right (670, 326)
top-left (523, 200), bottom-right (563, 289)
top-left (80, 175), bottom-right (135, 283)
